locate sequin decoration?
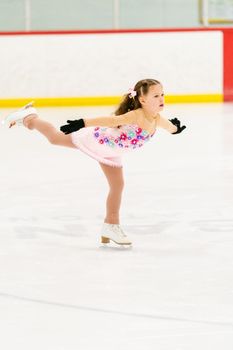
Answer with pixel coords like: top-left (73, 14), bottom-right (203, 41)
top-left (93, 125), bottom-right (155, 150)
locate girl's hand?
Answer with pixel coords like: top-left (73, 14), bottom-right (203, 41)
top-left (60, 119), bottom-right (85, 134)
top-left (169, 118), bottom-right (186, 134)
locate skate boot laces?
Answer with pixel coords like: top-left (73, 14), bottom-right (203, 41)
top-left (111, 224), bottom-right (127, 237)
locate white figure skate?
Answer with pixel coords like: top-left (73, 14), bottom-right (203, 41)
top-left (2, 101), bottom-right (37, 128)
top-left (101, 223), bottom-right (132, 245)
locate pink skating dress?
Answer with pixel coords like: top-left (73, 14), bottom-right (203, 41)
top-left (71, 123), bottom-right (156, 168)
top-left (70, 109), bottom-right (176, 167)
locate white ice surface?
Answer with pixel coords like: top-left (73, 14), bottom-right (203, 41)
top-left (0, 103), bottom-right (233, 349)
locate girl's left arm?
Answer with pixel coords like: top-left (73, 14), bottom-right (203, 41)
top-left (156, 115), bottom-right (178, 133)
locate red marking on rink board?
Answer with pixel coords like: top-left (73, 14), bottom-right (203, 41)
top-left (223, 29), bottom-right (233, 101)
top-left (0, 27), bottom-right (231, 35)
top-left (0, 27), bottom-right (232, 101)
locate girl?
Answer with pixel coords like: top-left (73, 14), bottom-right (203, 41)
top-left (3, 79), bottom-right (186, 246)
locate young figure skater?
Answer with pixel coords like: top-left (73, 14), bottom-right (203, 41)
top-left (3, 79), bottom-right (186, 246)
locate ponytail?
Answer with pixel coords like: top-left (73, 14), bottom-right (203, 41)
top-left (115, 93), bottom-right (141, 115)
top-left (115, 78), bottom-right (161, 116)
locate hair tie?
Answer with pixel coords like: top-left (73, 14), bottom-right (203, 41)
top-left (128, 88), bottom-right (137, 99)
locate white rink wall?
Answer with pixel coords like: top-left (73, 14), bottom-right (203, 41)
top-left (0, 31), bottom-right (223, 98)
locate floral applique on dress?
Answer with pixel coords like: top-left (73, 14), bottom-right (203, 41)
top-left (71, 124), bottom-right (156, 168)
top-left (93, 124), bottom-right (155, 150)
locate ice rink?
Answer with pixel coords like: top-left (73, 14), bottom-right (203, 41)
top-left (0, 103), bottom-right (233, 349)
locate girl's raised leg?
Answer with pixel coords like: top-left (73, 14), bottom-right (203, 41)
top-left (24, 114), bottom-right (76, 149)
top-left (4, 103), bottom-right (76, 149)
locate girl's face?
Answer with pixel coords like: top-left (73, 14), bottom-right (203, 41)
top-left (140, 84), bottom-right (164, 115)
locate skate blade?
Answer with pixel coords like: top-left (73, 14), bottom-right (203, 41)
top-left (20, 101), bottom-right (35, 110)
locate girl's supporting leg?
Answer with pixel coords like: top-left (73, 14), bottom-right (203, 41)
top-left (24, 114), bottom-right (76, 149)
top-left (99, 162), bottom-right (124, 225)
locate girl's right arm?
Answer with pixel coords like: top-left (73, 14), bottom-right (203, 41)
top-left (60, 110), bottom-right (138, 135)
top-left (84, 110), bottom-right (137, 128)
